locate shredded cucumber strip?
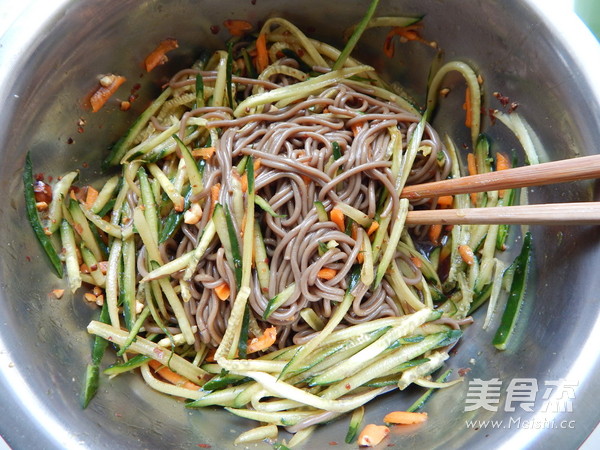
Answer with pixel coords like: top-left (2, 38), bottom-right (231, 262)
top-left (47, 171), bottom-right (78, 232)
top-left (87, 321), bottom-right (207, 382)
top-left (233, 66), bottom-right (373, 117)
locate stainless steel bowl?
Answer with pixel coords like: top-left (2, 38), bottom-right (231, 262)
top-left (1, 1), bottom-right (599, 448)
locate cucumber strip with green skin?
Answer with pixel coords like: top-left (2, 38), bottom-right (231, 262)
top-left (308, 308), bottom-right (433, 386)
top-left (67, 200), bottom-right (104, 262)
top-left (263, 283), bottom-right (296, 320)
top-left (493, 232), bottom-right (532, 350)
top-left (281, 48), bottom-right (313, 73)
top-left (345, 406), bottom-right (365, 444)
top-left (496, 186), bottom-right (517, 251)
top-left (374, 198), bottom-right (409, 287)
top-left (82, 302), bottom-right (110, 408)
top-left (117, 307), bottom-right (151, 356)
top-left (241, 48), bottom-right (257, 79)
top-left (103, 87), bottom-right (173, 168)
top-left (406, 368), bottom-right (453, 412)
top-left (332, 141), bottom-right (342, 160)
top-left (195, 74), bottom-right (205, 108)
top-left (281, 289), bottom-right (355, 378)
top-left (90, 175), bottom-right (120, 215)
top-left (253, 220), bottom-right (270, 293)
top-left (238, 304), bottom-right (250, 359)
top-left (319, 331), bottom-right (458, 400)
top-left (314, 201), bottom-right (329, 222)
top-left (212, 203), bottom-right (236, 270)
top-left (224, 205), bottom-right (243, 289)
top-left (363, 359), bottom-right (430, 387)
top-left (47, 170), bottom-right (79, 233)
top-left (255, 194), bottom-right (285, 217)
top-left (121, 237), bottom-right (137, 328)
top-left (226, 41), bottom-right (235, 108)
top-left (79, 203), bottom-right (125, 239)
top-left (158, 186), bottom-right (192, 243)
top-left (80, 244), bottom-right (106, 287)
top-left (186, 385), bottom-right (249, 408)
top-left (96, 198), bottom-right (116, 218)
top-left (174, 135), bottom-right (204, 196)
top-left (332, 0), bottom-right (380, 70)
top-left (285, 327), bottom-right (390, 386)
top-left (202, 374), bottom-right (251, 391)
top-left (59, 220), bottom-right (81, 294)
top-left (23, 153), bottom-right (63, 277)
top-left (468, 282), bottom-right (493, 315)
top-left (137, 166), bottom-right (159, 240)
top-left (104, 354), bottom-right (151, 376)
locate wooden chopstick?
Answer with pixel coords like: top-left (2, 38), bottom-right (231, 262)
top-left (401, 154), bottom-right (600, 200)
top-left (405, 202), bottom-right (600, 225)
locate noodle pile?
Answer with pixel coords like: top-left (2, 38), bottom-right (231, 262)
top-left (27, 9), bottom-right (528, 446)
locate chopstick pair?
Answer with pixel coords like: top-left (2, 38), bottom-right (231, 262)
top-left (401, 154), bottom-right (600, 225)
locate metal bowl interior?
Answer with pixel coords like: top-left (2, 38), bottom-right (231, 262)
top-left (1, 0), bottom-right (599, 448)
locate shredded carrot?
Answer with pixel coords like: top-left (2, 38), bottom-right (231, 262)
top-left (317, 268), bottom-right (337, 280)
top-left (240, 173), bottom-right (248, 193)
top-left (208, 183), bottom-right (221, 217)
top-left (247, 326), bottom-right (277, 354)
top-left (466, 153), bottom-right (478, 204)
top-left (192, 146), bottom-right (216, 160)
top-left (214, 282), bottom-right (230, 300)
top-left (436, 195), bottom-right (453, 209)
top-left (144, 38), bottom-right (179, 72)
top-left (85, 186), bottom-right (99, 208)
top-left (458, 245), bottom-right (476, 265)
top-left (357, 424), bottom-right (390, 447)
top-left (383, 411), bottom-right (428, 425)
top-left (148, 359), bottom-right (201, 391)
top-left (410, 256), bottom-right (423, 269)
top-left (383, 25), bottom-right (430, 58)
top-left (464, 87), bottom-right (472, 128)
top-left (330, 207), bottom-right (345, 231)
top-left (367, 221), bottom-right (379, 236)
top-left (90, 74), bottom-right (126, 112)
top-left (496, 152), bottom-right (511, 198)
top-left (357, 251), bottom-right (364, 264)
top-left (205, 347), bottom-right (216, 362)
top-left (351, 123), bottom-right (364, 137)
top-left (253, 158), bottom-right (262, 174)
top-left (223, 19), bottom-right (253, 37)
top-left (428, 224), bottom-right (442, 246)
top-left (256, 33), bottom-right (269, 72)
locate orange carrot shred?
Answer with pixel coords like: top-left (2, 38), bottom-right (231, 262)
top-left (367, 221), bottom-right (379, 236)
top-left (330, 207), bottom-right (345, 231)
top-left (144, 38), bottom-right (179, 72)
top-left (90, 75), bottom-right (127, 112)
top-left (148, 360), bottom-right (201, 391)
top-left (192, 146), bottom-right (216, 160)
top-left (496, 152), bottom-right (511, 198)
top-left (241, 173), bottom-right (248, 193)
top-left (410, 256), bottom-right (423, 269)
top-left (317, 268), bottom-right (337, 280)
top-left (85, 187), bottom-right (99, 208)
top-left (247, 326), bottom-right (277, 354)
top-left (428, 224), bottom-right (442, 246)
top-left (383, 25), bottom-right (430, 59)
top-left (458, 245), bottom-right (476, 265)
top-left (436, 195), bottom-right (453, 209)
top-left (383, 411), bottom-right (428, 425)
top-left (214, 282), bottom-right (230, 300)
top-left (467, 153), bottom-right (478, 204)
top-left (223, 19), bottom-right (253, 37)
top-left (351, 123), bottom-right (364, 137)
top-left (464, 87), bottom-right (472, 128)
top-left (357, 251), bottom-right (364, 264)
top-left (358, 424), bottom-right (390, 447)
top-left (256, 33), bottom-right (268, 72)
